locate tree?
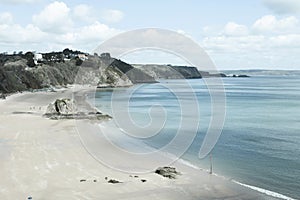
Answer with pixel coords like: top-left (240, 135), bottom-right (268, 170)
top-left (24, 52), bottom-right (35, 68)
top-left (75, 57), bottom-right (83, 66)
top-left (63, 48), bottom-right (71, 55)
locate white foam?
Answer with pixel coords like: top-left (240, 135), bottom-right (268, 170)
top-left (177, 158), bottom-right (200, 170)
top-left (98, 121), bottom-right (298, 200)
top-left (233, 181), bottom-right (297, 200)
top-left (175, 157), bottom-right (297, 200)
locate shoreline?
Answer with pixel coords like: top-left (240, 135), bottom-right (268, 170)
top-left (83, 87), bottom-right (298, 200)
top-left (0, 87), bottom-right (295, 199)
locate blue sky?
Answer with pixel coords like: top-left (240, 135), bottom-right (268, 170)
top-left (0, 0), bottom-right (300, 69)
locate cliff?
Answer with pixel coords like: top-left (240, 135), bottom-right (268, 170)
top-left (0, 51), bottom-right (156, 94)
top-left (133, 64), bottom-right (227, 79)
top-left (133, 64), bottom-right (202, 79)
top-left (99, 54), bottom-right (157, 84)
top-left (0, 49), bottom-right (232, 95)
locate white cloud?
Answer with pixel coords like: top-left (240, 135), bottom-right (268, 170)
top-left (42, 21), bottom-right (121, 52)
top-left (263, 0), bottom-right (300, 14)
top-left (77, 21), bottom-right (121, 42)
top-left (0, 23), bottom-right (45, 44)
top-left (0, 21), bottom-right (121, 53)
top-left (202, 14), bottom-right (300, 69)
top-left (49, 22), bottom-right (121, 45)
top-left (0, 1), bottom-right (123, 52)
top-left (195, 15), bottom-right (299, 67)
top-left (203, 33), bottom-right (300, 53)
top-left (203, 35), bottom-right (266, 53)
top-left (202, 26), bottom-right (221, 37)
top-left (252, 15), bottom-right (298, 33)
top-left (0, 12), bottom-right (13, 24)
top-left (176, 29), bottom-right (193, 39)
top-left (224, 22), bottom-right (249, 36)
top-left (203, 15), bottom-right (300, 54)
top-left (32, 1), bottom-right (73, 34)
top-left (101, 9), bottom-right (124, 23)
top-left (269, 34), bottom-right (300, 48)
top-left (203, 33), bottom-right (300, 69)
top-left (57, 32), bottom-right (76, 44)
top-left (72, 4), bottom-right (95, 22)
top-left (177, 30), bottom-right (186, 35)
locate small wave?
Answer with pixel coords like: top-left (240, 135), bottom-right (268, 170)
top-left (176, 157), bottom-right (297, 200)
top-left (233, 181), bottom-right (297, 200)
top-left (97, 117), bottom-right (297, 200)
top-left (176, 157), bottom-right (229, 179)
top-left (177, 158), bottom-right (201, 170)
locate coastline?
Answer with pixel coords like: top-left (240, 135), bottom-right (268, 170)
top-left (0, 87), bottom-right (294, 200)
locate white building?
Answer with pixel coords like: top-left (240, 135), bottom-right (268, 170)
top-left (34, 53), bottom-right (43, 65)
top-left (78, 54), bottom-right (88, 61)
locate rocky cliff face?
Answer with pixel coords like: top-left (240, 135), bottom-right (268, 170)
top-left (0, 58), bottom-right (80, 93)
top-left (0, 52), bottom-right (156, 94)
top-left (134, 64), bottom-right (227, 79)
top-left (44, 98), bottom-right (112, 120)
top-left (100, 55), bottom-right (157, 84)
top-left (171, 66), bottom-right (202, 79)
top-left (0, 50), bottom-right (228, 94)
top-left (133, 64), bottom-right (202, 79)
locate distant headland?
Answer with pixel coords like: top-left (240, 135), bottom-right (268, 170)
top-left (0, 49), bottom-right (249, 95)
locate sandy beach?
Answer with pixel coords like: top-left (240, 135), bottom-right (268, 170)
top-left (0, 87), bottom-right (281, 200)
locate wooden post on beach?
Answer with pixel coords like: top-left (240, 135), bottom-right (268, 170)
top-left (209, 153), bottom-right (213, 174)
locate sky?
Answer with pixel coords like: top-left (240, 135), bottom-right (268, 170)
top-left (0, 0), bottom-right (300, 70)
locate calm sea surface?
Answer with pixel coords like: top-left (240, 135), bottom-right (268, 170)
top-left (92, 75), bottom-right (300, 199)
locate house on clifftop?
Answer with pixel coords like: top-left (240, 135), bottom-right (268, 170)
top-left (34, 53), bottom-right (43, 65)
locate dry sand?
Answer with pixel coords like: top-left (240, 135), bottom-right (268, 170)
top-left (0, 87), bottom-right (280, 200)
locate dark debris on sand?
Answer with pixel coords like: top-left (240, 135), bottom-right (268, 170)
top-left (108, 179), bottom-right (122, 184)
top-left (155, 166), bottom-right (181, 179)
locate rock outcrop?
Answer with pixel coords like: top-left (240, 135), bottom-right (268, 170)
top-left (46, 98), bottom-right (77, 115)
top-left (171, 66), bottom-right (202, 79)
top-left (134, 64), bottom-right (227, 79)
top-left (0, 93), bottom-right (5, 99)
top-left (0, 50), bottom-right (237, 94)
top-left (44, 98), bottom-right (111, 121)
top-left (155, 167), bottom-right (181, 179)
top-left (134, 64), bottom-right (202, 79)
top-left (0, 51), bottom-right (156, 94)
top-left (100, 54), bottom-right (157, 84)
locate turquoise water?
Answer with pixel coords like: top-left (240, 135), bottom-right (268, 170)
top-left (92, 76), bottom-right (300, 199)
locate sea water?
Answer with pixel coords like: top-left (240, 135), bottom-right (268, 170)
top-left (91, 75), bottom-right (300, 199)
